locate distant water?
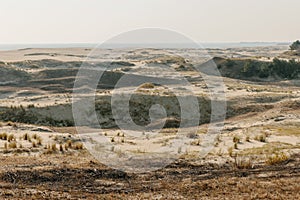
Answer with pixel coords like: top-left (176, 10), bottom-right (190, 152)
top-left (0, 42), bottom-right (289, 51)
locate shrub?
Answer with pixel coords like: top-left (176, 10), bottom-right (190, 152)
top-left (225, 59), bottom-right (236, 67)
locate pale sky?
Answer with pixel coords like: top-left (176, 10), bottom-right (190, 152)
top-left (0, 0), bottom-right (299, 44)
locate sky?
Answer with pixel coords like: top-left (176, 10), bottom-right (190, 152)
top-left (0, 0), bottom-right (299, 44)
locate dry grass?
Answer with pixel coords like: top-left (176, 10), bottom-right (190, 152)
top-left (234, 156), bottom-right (254, 169)
top-left (139, 82), bottom-right (155, 89)
top-left (37, 137), bottom-right (42, 145)
top-left (8, 141), bottom-right (17, 149)
top-left (73, 142), bottom-right (83, 150)
top-left (32, 141), bottom-right (37, 148)
top-left (233, 136), bottom-right (240, 143)
top-left (0, 133), bottom-right (8, 140)
top-left (255, 134), bottom-right (267, 142)
top-left (245, 136), bottom-right (250, 142)
top-left (23, 133), bottom-right (30, 141)
top-left (265, 153), bottom-right (289, 165)
top-left (7, 134), bottom-right (15, 142)
top-left (66, 140), bottom-right (72, 148)
top-left (51, 144), bottom-right (57, 151)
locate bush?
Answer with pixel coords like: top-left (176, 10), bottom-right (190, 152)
top-left (239, 58), bottom-right (300, 79)
top-left (290, 40), bottom-right (300, 50)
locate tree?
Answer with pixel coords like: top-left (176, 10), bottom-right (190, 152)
top-left (290, 40), bottom-right (300, 50)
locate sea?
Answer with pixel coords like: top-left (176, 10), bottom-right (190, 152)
top-left (0, 42), bottom-right (290, 51)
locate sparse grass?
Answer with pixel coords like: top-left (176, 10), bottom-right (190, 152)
top-left (265, 152), bottom-right (289, 165)
top-left (239, 142), bottom-right (293, 156)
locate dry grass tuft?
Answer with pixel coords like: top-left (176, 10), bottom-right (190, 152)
top-left (233, 136), bottom-right (240, 144)
top-left (139, 82), bottom-right (155, 89)
top-left (23, 133), bottom-right (30, 141)
top-left (66, 140), bottom-right (72, 148)
top-left (255, 134), bottom-right (267, 142)
top-left (73, 142), bottom-right (83, 150)
top-left (265, 153), bottom-right (289, 165)
top-left (32, 141), bottom-right (37, 148)
top-left (0, 133), bottom-right (8, 140)
top-left (8, 142), bottom-right (17, 149)
top-left (8, 134), bottom-right (15, 142)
